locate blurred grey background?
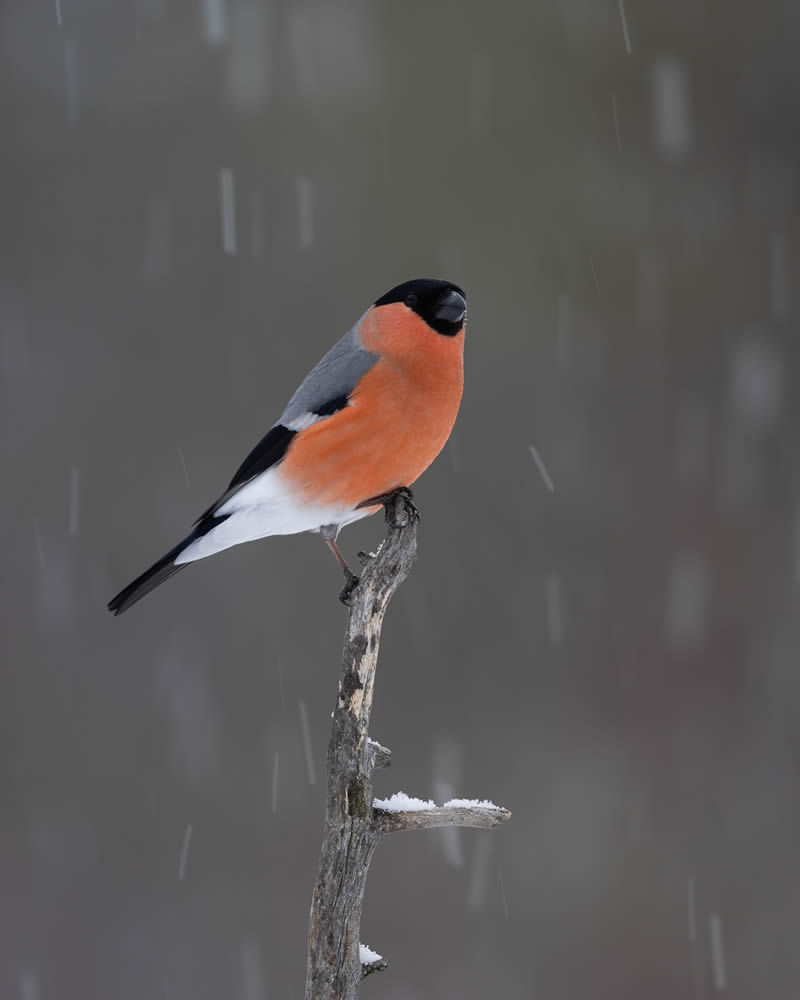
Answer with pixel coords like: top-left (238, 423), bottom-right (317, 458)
top-left (2, 0), bottom-right (799, 997)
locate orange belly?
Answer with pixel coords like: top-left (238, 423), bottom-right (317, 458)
top-left (279, 351), bottom-right (463, 510)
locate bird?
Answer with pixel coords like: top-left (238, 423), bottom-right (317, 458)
top-left (107, 277), bottom-right (466, 615)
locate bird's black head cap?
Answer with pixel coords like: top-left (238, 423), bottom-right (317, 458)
top-left (375, 278), bottom-right (466, 336)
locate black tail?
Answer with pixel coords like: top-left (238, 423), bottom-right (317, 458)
top-left (108, 512), bottom-right (232, 616)
top-left (107, 535), bottom-right (194, 616)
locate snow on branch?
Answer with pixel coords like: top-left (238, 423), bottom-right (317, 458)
top-left (359, 944), bottom-right (387, 979)
top-left (373, 791), bottom-right (436, 811)
top-left (375, 801), bottom-right (510, 834)
top-left (373, 791), bottom-right (510, 833)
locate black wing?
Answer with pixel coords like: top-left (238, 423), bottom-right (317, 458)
top-left (226, 422), bottom-right (297, 491)
top-left (194, 422), bottom-right (297, 525)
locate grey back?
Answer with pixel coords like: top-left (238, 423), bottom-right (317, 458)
top-left (280, 316), bottom-right (379, 426)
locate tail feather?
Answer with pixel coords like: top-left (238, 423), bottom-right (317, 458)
top-left (109, 511), bottom-right (233, 616)
top-left (107, 536), bottom-right (193, 616)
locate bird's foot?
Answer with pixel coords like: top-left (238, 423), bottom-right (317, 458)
top-left (384, 487), bottom-right (419, 528)
top-left (339, 568), bottom-right (360, 607)
top-left (357, 487), bottom-right (419, 528)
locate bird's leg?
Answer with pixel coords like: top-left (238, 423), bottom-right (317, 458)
top-left (357, 486), bottom-right (420, 527)
top-left (320, 526), bottom-right (360, 606)
top-left (322, 489), bottom-right (418, 606)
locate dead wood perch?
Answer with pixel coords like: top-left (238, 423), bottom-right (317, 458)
top-left (305, 490), bottom-right (511, 999)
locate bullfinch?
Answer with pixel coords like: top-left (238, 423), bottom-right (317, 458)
top-left (107, 278), bottom-right (466, 614)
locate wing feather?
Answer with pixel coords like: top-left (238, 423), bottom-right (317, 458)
top-left (195, 317), bottom-right (378, 523)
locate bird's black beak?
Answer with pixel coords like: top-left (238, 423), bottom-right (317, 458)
top-left (434, 289), bottom-right (466, 327)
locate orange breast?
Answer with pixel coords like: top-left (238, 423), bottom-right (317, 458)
top-left (280, 306), bottom-right (464, 509)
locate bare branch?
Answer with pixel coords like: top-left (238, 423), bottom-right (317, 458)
top-left (305, 492), bottom-right (417, 1000)
top-left (375, 804), bottom-right (511, 834)
top-left (304, 490), bottom-right (510, 997)
top-left (366, 738), bottom-right (392, 770)
top-left (360, 955), bottom-right (388, 980)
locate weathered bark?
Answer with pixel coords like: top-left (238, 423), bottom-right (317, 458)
top-left (374, 803), bottom-right (510, 835)
top-left (305, 491), bottom-right (510, 999)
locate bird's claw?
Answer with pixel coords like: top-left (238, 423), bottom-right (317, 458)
top-left (339, 489), bottom-right (416, 604)
top-left (385, 487), bottom-right (419, 528)
top-left (357, 487), bottom-right (419, 526)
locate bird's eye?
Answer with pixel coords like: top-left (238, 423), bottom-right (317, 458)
top-left (405, 293), bottom-right (417, 307)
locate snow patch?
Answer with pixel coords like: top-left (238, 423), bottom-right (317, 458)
top-left (373, 793), bottom-right (504, 812)
top-left (359, 943), bottom-right (382, 965)
top-left (373, 791), bottom-right (435, 812)
top-left (443, 798), bottom-right (502, 811)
